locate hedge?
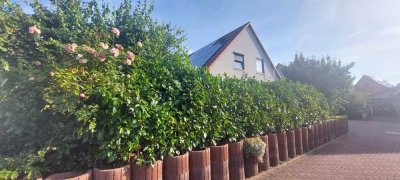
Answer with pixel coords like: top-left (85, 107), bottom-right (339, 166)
top-left (43, 40), bottom-right (330, 169)
top-left (0, 0), bottom-right (330, 178)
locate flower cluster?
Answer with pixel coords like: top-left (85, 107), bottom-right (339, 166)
top-left (76, 54), bottom-right (88, 64)
top-left (65, 43), bottom-right (78, 53)
top-left (53, 27), bottom-right (143, 99)
top-left (110, 48), bottom-right (119, 57)
top-left (100, 42), bottom-right (109, 49)
top-left (61, 28), bottom-right (141, 67)
top-left (137, 41), bottom-right (143, 48)
top-left (28, 25), bottom-right (41, 35)
top-left (35, 61), bottom-right (42, 66)
top-left (111, 27), bottom-right (120, 37)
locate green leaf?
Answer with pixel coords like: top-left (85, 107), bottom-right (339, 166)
top-left (0, 59), bottom-right (9, 71)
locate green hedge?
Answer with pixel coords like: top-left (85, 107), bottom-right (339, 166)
top-left (1, 0), bottom-right (330, 178)
top-left (44, 43), bottom-right (330, 167)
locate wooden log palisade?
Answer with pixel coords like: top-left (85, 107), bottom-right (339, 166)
top-left (43, 119), bottom-right (348, 180)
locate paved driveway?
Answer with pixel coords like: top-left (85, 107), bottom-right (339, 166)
top-left (251, 116), bottom-right (400, 180)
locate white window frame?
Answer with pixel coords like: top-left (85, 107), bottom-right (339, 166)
top-left (256, 58), bottom-right (265, 74)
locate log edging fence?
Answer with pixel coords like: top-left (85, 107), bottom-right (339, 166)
top-left (43, 119), bottom-right (349, 180)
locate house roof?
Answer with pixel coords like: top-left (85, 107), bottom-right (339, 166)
top-left (276, 63), bottom-right (287, 77)
top-left (355, 75), bottom-right (395, 89)
top-left (189, 22), bottom-right (248, 67)
top-left (189, 22), bottom-right (281, 79)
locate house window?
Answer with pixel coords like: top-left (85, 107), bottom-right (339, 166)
top-left (256, 59), bottom-right (264, 73)
top-left (234, 53), bottom-right (244, 70)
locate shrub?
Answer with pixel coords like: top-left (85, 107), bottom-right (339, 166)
top-left (0, 0), bottom-right (185, 177)
top-left (266, 80), bottom-right (329, 132)
top-left (243, 137), bottom-right (266, 162)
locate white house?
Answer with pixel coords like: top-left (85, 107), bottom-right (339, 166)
top-left (189, 22), bottom-right (280, 81)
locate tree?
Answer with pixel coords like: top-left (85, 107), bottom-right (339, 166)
top-left (283, 53), bottom-right (355, 115)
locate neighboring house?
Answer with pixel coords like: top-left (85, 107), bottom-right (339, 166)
top-left (354, 75), bottom-right (399, 116)
top-left (189, 22), bottom-right (280, 81)
top-left (353, 75), bottom-right (394, 95)
top-left (370, 85), bottom-right (400, 115)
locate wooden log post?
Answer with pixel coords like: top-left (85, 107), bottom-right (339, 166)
top-left (163, 153), bottom-right (189, 180)
top-left (295, 128), bottom-right (303, 155)
top-left (132, 160), bottom-right (162, 180)
top-left (277, 131), bottom-right (288, 162)
top-left (287, 130), bottom-right (296, 159)
top-left (228, 141), bottom-right (245, 180)
top-left (268, 134), bottom-right (279, 167)
top-left (259, 135), bottom-right (270, 172)
top-left (94, 165), bottom-right (131, 180)
top-left (210, 144), bottom-right (229, 180)
top-left (189, 148), bottom-right (211, 180)
top-left (302, 127), bottom-right (309, 152)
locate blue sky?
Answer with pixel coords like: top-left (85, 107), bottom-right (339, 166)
top-left (13, 0), bottom-right (400, 84)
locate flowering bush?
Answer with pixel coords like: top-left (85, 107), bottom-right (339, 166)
top-left (243, 137), bottom-right (266, 162)
top-left (0, 0), bottom-right (185, 178)
top-left (45, 39), bottom-right (150, 166)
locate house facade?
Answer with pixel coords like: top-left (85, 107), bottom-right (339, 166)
top-left (189, 22), bottom-right (280, 81)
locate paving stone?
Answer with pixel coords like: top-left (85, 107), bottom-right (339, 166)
top-left (250, 116), bottom-right (400, 180)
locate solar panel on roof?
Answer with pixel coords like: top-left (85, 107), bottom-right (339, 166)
top-left (189, 23), bottom-right (248, 67)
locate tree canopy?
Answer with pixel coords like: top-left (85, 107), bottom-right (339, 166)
top-left (282, 53), bottom-right (355, 114)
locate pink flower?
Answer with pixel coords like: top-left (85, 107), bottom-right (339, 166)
top-left (76, 54), bottom-right (88, 64)
top-left (125, 51), bottom-right (135, 61)
top-left (123, 59), bottom-right (132, 66)
top-left (35, 61), bottom-right (42, 66)
top-left (137, 41), bottom-right (143, 48)
top-left (115, 44), bottom-right (124, 50)
top-left (76, 54), bottom-right (83, 60)
top-left (28, 25), bottom-right (41, 35)
top-left (79, 93), bottom-right (85, 99)
top-left (111, 27), bottom-right (120, 36)
top-left (65, 43), bottom-right (77, 53)
top-left (86, 48), bottom-right (96, 54)
top-left (28, 76), bottom-right (35, 81)
top-left (97, 52), bottom-right (106, 62)
top-left (110, 48), bottom-right (120, 57)
top-left (28, 26), bottom-right (35, 34)
top-left (99, 42), bottom-right (109, 49)
top-left (79, 58), bottom-right (88, 64)
top-left (49, 71), bottom-right (55, 77)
